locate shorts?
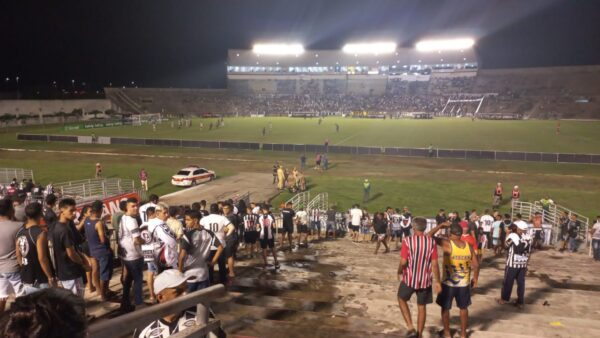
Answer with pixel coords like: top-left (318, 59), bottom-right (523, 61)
top-left (534, 229), bottom-right (543, 240)
top-left (23, 282), bottom-right (50, 296)
top-left (401, 228), bottom-right (411, 238)
top-left (147, 261), bottom-right (158, 273)
top-left (436, 284), bottom-right (471, 310)
top-left (61, 277), bottom-right (85, 298)
top-left (225, 236), bottom-right (239, 258)
top-left (392, 229), bottom-right (402, 238)
top-left (244, 231), bottom-right (259, 244)
top-left (0, 272), bottom-right (24, 299)
top-left (282, 224), bottom-right (294, 234)
top-left (299, 224), bottom-right (309, 234)
top-left (311, 221), bottom-right (321, 231)
top-left (492, 237), bottom-right (500, 246)
top-left (95, 254), bottom-right (114, 281)
top-left (377, 233), bottom-right (386, 241)
top-left (397, 282), bottom-right (433, 305)
top-left (361, 226), bottom-right (370, 234)
top-left (260, 237), bottom-right (275, 249)
top-left (350, 225), bottom-right (360, 232)
top-left (326, 221), bottom-right (335, 231)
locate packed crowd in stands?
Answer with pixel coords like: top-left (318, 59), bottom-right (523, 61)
top-left (0, 176), bottom-right (598, 338)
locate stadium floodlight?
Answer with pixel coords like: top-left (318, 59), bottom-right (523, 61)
top-left (415, 38), bottom-right (475, 52)
top-left (342, 42), bottom-right (396, 55)
top-left (252, 43), bottom-right (304, 55)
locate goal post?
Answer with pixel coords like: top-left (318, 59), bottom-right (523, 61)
top-left (439, 96), bottom-right (485, 117)
top-left (131, 113), bottom-right (163, 126)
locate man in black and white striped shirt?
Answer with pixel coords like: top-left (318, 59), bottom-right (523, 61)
top-left (498, 220), bottom-right (532, 308)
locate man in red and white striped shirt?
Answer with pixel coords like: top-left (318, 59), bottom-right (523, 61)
top-left (397, 217), bottom-right (441, 338)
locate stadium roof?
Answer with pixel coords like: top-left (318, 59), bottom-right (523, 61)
top-left (228, 48), bottom-right (477, 68)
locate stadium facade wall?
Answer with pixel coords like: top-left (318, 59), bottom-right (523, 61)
top-left (0, 100), bottom-right (113, 116)
top-left (15, 133), bottom-right (600, 165)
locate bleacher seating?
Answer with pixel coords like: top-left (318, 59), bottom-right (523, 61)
top-left (104, 65), bottom-right (600, 119)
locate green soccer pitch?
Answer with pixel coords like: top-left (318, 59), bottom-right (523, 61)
top-left (1, 117), bottom-right (599, 218)
top-left (9, 117), bottom-right (600, 153)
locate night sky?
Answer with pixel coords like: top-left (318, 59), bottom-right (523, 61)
top-left (1, 0), bottom-right (599, 91)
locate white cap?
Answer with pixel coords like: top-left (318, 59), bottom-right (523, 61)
top-left (154, 269), bottom-right (190, 295)
top-left (514, 220), bottom-right (528, 231)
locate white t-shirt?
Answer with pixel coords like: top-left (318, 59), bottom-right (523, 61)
top-left (143, 218), bottom-right (178, 268)
top-left (350, 208), bottom-right (363, 226)
top-left (139, 202), bottom-right (157, 223)
top-left (296, 210), bottom-right (308, 225)
top-left (480, 215), bottom-right (494, 232)
top-left (400, 215), bottom-right (412, 229)
top-left (592, 222), bottom-right (600, 240)
top-left (200, 214), bottom-right (231, 250)
top-left (119, 215), bottom-right (142, 261)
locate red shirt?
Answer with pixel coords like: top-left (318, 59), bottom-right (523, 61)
top-left (401, 235), bottom-right (438, 289)
top-left (461, 234), bottom-right (477, 253)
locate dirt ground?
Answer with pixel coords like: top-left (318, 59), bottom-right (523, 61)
top-left (159, 172), bottom-right (280, 206)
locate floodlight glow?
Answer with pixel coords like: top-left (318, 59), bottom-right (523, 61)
top-left (252, 43), bottom-right (304, 55)
top-left (415, 38), bottom-right (475, 52)
top-left (342, 42), bottom-right (396, 54)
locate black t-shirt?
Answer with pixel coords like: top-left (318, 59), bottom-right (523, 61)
top-left (16, 225), bottom-right (50, 284)
top-left (374, 218), bottom-right (388, 234)
top-left (435, 214), bottom-right (447, 225)
top-left (49, 222), bottom-right (84, 281)
top-left (43, 207), bottom-right (57, 228)
top-left (281, 208), bottom-right (295, 227)
top-left (327, 210), bottom-right (336, 222)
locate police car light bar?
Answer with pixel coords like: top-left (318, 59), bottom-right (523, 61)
top-left (342, 42), bottom-right (397, 55)
top-left (415, 38), bottom-right (475, 52)
top-left (252, 43), bottom-right (305, 55)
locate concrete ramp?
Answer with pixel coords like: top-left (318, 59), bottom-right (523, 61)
top-left (160, 172), bottom-right (278, 206)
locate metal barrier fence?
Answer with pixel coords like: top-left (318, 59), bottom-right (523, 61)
top-left (16, 133), bottom-right (600, 164)
top-left (285, 191), bottom-right (311, 211)
top-left (88, 284), bottom-right (226, 338)
top-left (0, 168), bottom-right (35, 184)
top-left (54, 178), bottom-right (139, 204)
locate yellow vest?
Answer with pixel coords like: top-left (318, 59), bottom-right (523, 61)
top-left (443, 240), bottom-right (472, 287)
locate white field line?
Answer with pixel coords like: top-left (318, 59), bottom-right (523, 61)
top-left (334, 133), bottom-right (359, 146)
top-left (0, 148), bottom-right (260, 163)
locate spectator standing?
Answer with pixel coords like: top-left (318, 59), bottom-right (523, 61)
top-left (280, 202), bottom-right (296, 250)
top-left (95, 163), bottom-right (102, 178)
top-left (139, 169), bottom-right (149, 192)
top-left (492, 182), bottom-right (503, 210)
top-left (349, 204), bottom-right (363, 242)
top-left (200, 204), bottom-right (234, 285)
top-left (16, 202), bottom-right (57, 295)
top-left (0, 200), bottom-right (24, 312)
top-left (590, 216), bottom-right (600, 261)
top-left (363, 179), bottom-right (371, 202)
top-left (429, 222), bottom-right (479, 338)
top-left (118, 197), bottom-right (144, 312)
top-left (300, 154), bottom-right (306, 171)
top-left (397, 218), bottom-right (441, 338)
top-left (139, 194), bottom-right (159, 224)
top-left (566, 214), bottom-right (581, 253)
top-left (49, 198), bottom-right (90, 298)
top-left (258, 205), bottom-right (279, 269)
top-left (498, 220), bottom-right (532, 309)
top-left (84, 201), bottom-right (115, 301)
top-left (178, 210), bottom-right (223, 292)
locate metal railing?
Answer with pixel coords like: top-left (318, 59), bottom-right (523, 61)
top-left (88, 284), bottom-right (226, 338)
top-left (512, 199), bottom-right (590, 247)
top-left (285, 191), bottom-right (310, 211)
top-left (54, 178), bottom-right (139, 204)
top-left (0, 168), bottom-right (34, 184)
top-left (307, 192), bottom-right (329, 213)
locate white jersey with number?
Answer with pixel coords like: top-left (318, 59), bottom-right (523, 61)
top-left (200, 214), bottom-right (231, 250)
top-left (480, 215), bottom-right (494, 232)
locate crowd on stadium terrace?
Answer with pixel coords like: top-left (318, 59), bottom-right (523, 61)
top-left (0, 177), bottom-right (599, 338)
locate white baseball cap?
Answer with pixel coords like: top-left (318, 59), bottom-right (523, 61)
top-left (514, 220), bottom-right (528, 231)
top-left (154, 269), bottom-right (190, 295)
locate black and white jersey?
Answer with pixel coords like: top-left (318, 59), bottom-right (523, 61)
top-left (505, 233), bottom-right (532, 268)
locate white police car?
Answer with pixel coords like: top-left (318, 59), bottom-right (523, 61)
top-left (171, 165), bottom-right (216, 187)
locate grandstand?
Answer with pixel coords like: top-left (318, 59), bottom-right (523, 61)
top-left (96, 45), bottom-right (600, 119)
